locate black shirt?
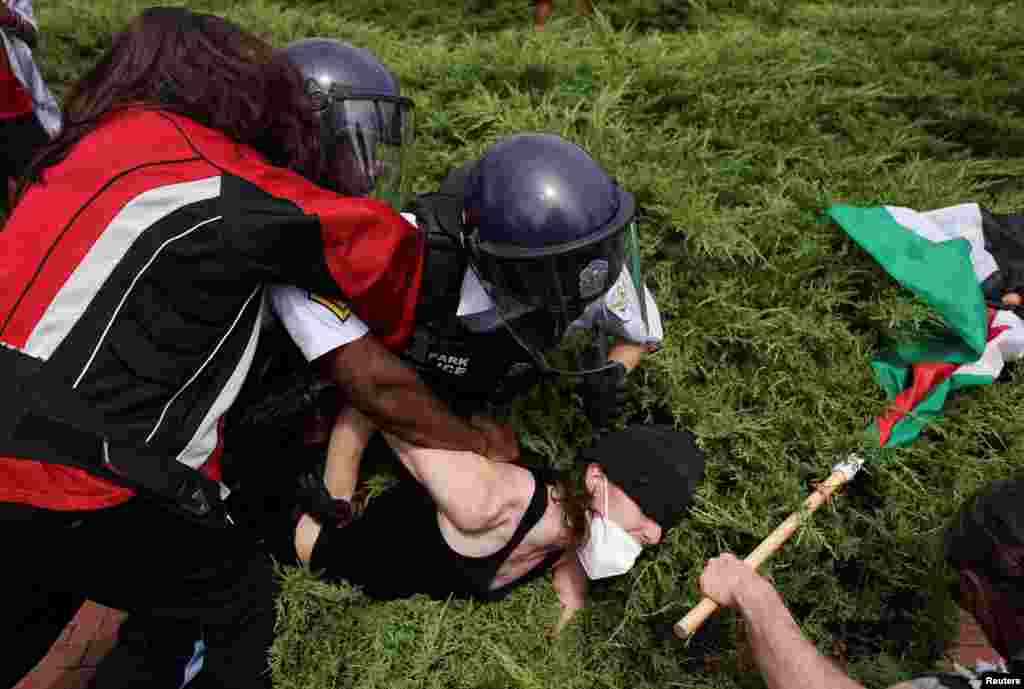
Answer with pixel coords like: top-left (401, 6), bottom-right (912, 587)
top-left (308, 464), bottom-right (562, 602)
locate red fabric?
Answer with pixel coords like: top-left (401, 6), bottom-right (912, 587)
top-left (0, 108), bottom-right (423, 510)
top-left (200, 416), bottom-right (225, 483)
top-left (307, 197), bottom-right (424, 352)
top-left (169, 112), bottom-right (424, 352)
top-left (0, 112), bottom-right (217, 511)
top-left (0, 140), bottom-right (214, 346)
top-left (875, 361), bottom-right (958, 447)
top-left (0, 46), bottom-right (31, 119)
top-left (875, 309), bottom-right (1005, 447)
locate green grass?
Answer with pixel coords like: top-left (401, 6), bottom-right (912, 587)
top-left (35, 0), bottom-right (1024, 687)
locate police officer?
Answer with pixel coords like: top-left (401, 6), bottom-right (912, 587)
top-left (398, 131), bottom-right (663, 425)
top-left (272, 129), bottom-right (662, 437)
top-left (262, 38), bottom-right (516, 456)
top-left (265, 130), bottom-right (666, 568)
top-left (274, 130), bottom-right (663, 434)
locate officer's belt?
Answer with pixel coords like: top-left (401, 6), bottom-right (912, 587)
top-left (0, 344), bottom-right (224, 521)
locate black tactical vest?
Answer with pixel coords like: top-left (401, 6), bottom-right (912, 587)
top-left (401, 193), bottom-right (558, 417)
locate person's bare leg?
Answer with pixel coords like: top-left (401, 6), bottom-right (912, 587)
top-left (534, 0), bottom-right (553, 29)
top-left (294, 514), bottom-right (321, 565)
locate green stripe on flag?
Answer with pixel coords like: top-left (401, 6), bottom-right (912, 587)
top-left (872, 377), bottom-right (954, 448)
top-left (870, 369), bottom-right (996, 448)
top-left (870, 333), bottom-right (985, 399)
top-left (827, 205), bottom-right (988, 356)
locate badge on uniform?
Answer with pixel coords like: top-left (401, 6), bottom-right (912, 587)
top-left (308, 292), bottom-right (352, 323)
top-left (579, 259), bottom-right (609, 300)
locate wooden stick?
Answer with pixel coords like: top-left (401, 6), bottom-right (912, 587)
top-left (673, 456), bottom-right (863, 639)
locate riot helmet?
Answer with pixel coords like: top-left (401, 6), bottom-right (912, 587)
top-left (459, 133), bottom-right (649, 374)
top-left (285, 38), bottom-right (414, 207)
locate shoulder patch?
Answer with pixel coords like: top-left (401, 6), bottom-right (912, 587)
top-left (308, 292), bottom-right (352, 323)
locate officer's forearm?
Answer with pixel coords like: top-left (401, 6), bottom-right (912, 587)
top-left (355, 377), bottom-right (488, 455)
top-left (324, 336), bottom-right (489, 456)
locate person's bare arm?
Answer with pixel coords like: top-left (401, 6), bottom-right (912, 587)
top-left (384, 433), bottom-right (530, 536)
top-left (323, 335), bottom-right (518, 462)
top-left (322, 404), bottom-right (377, 501)
top-left (549, 552), bottom-right (589, 637)
top-left (295, 405), bottom-right (375, 564)
top-left (699, 554), bottom-right (867, 689)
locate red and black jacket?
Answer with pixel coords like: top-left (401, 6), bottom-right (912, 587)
top-left (0, 107), bottom-right (423, 511)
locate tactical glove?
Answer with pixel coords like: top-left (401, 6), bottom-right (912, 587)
top-left (296, 471), bottom-right (354, 529)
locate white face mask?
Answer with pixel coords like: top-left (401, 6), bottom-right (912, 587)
top-left (576, 476), bottom-right (644, 580)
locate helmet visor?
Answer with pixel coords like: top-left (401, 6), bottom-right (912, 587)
top-left (486, 230), bottom-right (627, 321)
top-left (328, 95), bottom-right (415, 208)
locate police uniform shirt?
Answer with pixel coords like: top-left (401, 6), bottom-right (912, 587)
top-left (266, 214), bottom-right (420, 362)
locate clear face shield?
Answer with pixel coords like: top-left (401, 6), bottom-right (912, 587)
top-left (473, 220), bottom-right (651, 377)
top-left (324, 94), bottom-right (415, 208)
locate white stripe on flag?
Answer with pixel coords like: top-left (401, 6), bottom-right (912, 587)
top-left (885, 204), bottom-right (998, 283)
top-left (25, 176), bottom-right (222, 360)
top-left (952, 337), bottom-right (1006, 380)
top-left (952, 310), bottom-right (1024, 380)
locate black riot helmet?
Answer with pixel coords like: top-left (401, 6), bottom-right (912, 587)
top-left (285, 39), bottom-right (414, 207)
top-left (459, 134), bottom-right (647, 373)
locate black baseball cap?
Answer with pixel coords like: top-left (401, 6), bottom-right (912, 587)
top-left (580, 425), bottom-right (706, 531)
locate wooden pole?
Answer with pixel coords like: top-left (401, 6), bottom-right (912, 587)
top-left (674, 456), bottom-right (863, 639)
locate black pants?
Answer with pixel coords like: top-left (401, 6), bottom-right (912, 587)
top-left (1, 498), bottom-right (278, 689)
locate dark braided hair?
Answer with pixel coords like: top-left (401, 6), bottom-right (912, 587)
top-left (18, 7), bottom-right (326, 201)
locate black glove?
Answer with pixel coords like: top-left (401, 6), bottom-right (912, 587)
top-left (295, 471), bottom-right (354, 529)
top-left (578, 361), bottom-right (629, 429)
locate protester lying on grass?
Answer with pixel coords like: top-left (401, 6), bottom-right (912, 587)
top-left (293, 412), bottom-right (704, 636)
top-left (697, 476), bottom-right (1024, 689)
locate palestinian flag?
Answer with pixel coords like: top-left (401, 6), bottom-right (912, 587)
top-left (827, 204), bottom-right (1024, 448)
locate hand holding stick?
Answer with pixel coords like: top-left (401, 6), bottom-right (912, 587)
top-left (674, 455), bottom-right (864, 639)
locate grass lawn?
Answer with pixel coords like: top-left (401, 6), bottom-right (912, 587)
top-left (36, 0), bottom-right (1024, 687)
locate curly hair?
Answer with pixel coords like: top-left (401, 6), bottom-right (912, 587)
top-left (545, 464), bottom-right (597, 549)
top-left (20, 7), bottom-right (326, 195)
